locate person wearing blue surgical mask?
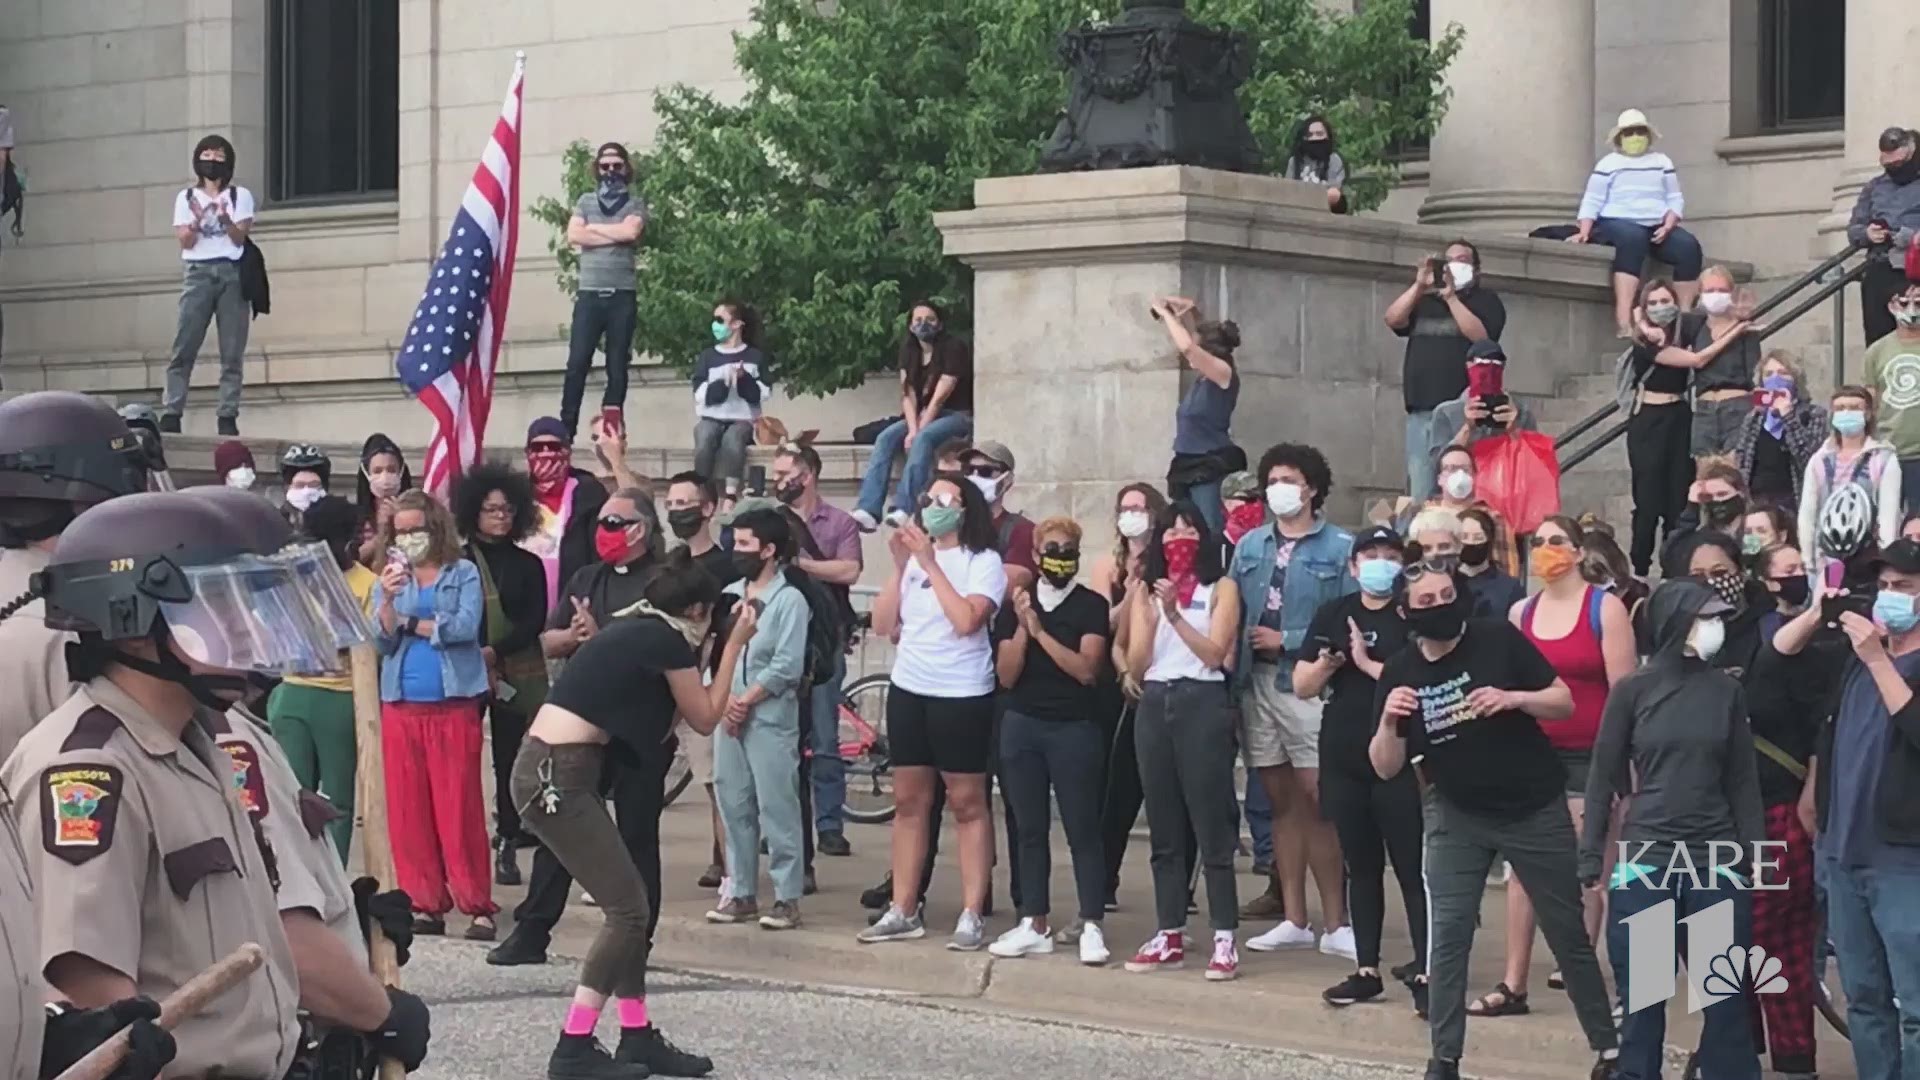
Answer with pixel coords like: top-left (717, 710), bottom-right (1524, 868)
top-left (1795, 384), bottom-right (1903, 585)
top-left (1292, 525), bottom-right (1427, 1010)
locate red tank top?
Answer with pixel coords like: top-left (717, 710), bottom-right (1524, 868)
top-left (1521, 586), bottom-right (1608, 751)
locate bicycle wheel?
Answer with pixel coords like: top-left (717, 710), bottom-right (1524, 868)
top-left (661, 741), bottom-right (694, 809)
top-left (839, 673), bottom-right (895, 825)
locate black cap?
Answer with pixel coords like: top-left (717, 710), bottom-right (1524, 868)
top-left (1870, 537), bottom-right (1920, 575)
top-left (1354, 524), bottom-right (1405, 556)
top-left (1467, 339), bottom-right (1506, 364)
top-left (1879, 127), bottom-right (1916, 153)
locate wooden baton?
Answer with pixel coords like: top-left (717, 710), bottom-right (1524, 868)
top-left (349, 641), bottom-right (405, 1080)
top-left (53, 943), bottom-right (266, 1080)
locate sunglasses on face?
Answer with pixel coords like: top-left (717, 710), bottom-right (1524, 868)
top-left (597, 162), bottom-right (626, 174)
top-left (1041, 545), bottom-right (1080, 559)
top-left (964, 464), bottom-right (1006, 479)
top-left (598, 516), bottom-right (640, 531)
top-left (527, 442), bottom-right (567, 455)
top-left (1531, 534), bottom-right (1574, 549)
top-left (917, 492), bottom-right (961, 509)
top-left (1401, 558), bottom-right (1457, 583)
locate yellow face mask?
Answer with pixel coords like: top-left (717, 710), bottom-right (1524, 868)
top-left (1618, 134), bottom-right (1651, 156)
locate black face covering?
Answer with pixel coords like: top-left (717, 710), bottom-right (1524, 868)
top-left (1404, 591), bottom-right (1469, 641)
top-left (1886, 153), bottom-right (1920, 186)
top-left (1702, 497), bottom-right (1747, 530)
top-left (668, 507), bottom-right (707, 540)
top-left (730, 549), bottom-right (767, 582)
top-left (1773, 575), bottom-right (1811, 609)
top-left (1459, 541), bottom-right (1492, 568)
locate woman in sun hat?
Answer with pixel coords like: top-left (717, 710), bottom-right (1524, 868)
top-left (1569, 108), bottom-right (1705, 338)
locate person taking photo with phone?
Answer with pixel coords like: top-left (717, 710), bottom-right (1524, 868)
top-left (1383, 241), bottom-right (1507, 500)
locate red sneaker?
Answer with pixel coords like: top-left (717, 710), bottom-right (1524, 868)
top-left (1124, 931), bottom-right (1185, 973)
top-left (1206, 936), bottom-right (1240, 981)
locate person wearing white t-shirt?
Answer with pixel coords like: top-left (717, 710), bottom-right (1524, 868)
top-left (858, 474), bottom-right (1008, 950)
top-left (164, 134), bottom-right (255, 437)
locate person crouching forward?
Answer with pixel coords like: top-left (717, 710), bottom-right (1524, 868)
top-left (1369, 560), bottom-right (1621, 1080)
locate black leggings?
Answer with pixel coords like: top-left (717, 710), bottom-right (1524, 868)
top-left (1101, 699), bottom-right (1197, 899)
top-left (1321, 765), bottom-right (1426, 971)
top-left (1627, 400), bottom-right (1693, 576)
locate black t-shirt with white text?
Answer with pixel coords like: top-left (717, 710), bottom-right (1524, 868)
top-left (1394, 288), bottom-right (1508, 412)
top-left (1304, 593), bottom-right (1412, 779)
top-left (545, 615), bottom-right (696, 755)
top-left (991, 585), bottom-right (1110, 721)
top-left (1373, 617), bottom-right (1564, 818)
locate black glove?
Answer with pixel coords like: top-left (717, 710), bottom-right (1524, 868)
top-left (39, 997), bottom-right (179, 1080)
top-left (352, 877), bottom-right (414, 967)
top-left (372, 987), bottom-right (431, 1072)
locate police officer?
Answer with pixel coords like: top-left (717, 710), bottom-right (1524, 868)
top-left (2, 491), bottom-right (313, 1078)
top-left (0, 391), bottom-right (149, 760)
top-left (116, 404), bottom-right (175, 493)
top-left (5, 782), bottom-right (178, 1080)
top-left (181, 486), bottom-right (429, 1075)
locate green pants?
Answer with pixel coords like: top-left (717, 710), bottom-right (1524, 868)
top-left (268, 682), bottom-right (357, 863)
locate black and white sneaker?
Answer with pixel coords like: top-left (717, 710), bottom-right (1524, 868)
top-left (549, 1035), bottom-right (648, 1080)
top-left (1322, 971), bottom-right (1385, 1007)
top-left (617, 1027), bottom-right (713, 1077)
top-left (1411, 976), bottom-right (1430, 1018)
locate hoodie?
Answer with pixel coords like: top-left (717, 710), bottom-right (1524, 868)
top-left (1579, 578), bottom-right (1765, 884)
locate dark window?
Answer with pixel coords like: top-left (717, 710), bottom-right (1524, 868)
top-left (1388, 0), bottom-right (1432, 161)
top-left (1758, 0), bottom-right (1843, 132)
top-left (268, 0), bottom-right (399, 203)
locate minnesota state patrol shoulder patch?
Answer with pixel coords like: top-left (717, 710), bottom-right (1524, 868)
top-left (41, 764), bottom-right (123, 864)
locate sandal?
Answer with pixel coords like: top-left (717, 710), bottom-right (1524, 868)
top-left (1465, 982), bottom-right (1531, 1017)
top-left (1548, 969), bottom-right (1565, 991)
top-left (465, 916), bottom-right (497, 942)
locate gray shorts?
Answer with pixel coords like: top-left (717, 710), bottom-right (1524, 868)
top-left (1557, 747), bottom-right (1593, 794)
top-left (1237, 663), bottom-right (1321, 770)
top-left (1690, 396), bottom-right (1749, 458)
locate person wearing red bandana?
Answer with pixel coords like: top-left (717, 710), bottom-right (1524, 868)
top-left (1219, 471), bottom-right (1266, 551)
top-left (519, 417), bottom-right (609, 616)
top-left (1120, 501), bottom-right (1244, 980)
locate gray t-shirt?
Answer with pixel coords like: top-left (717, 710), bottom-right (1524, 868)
top-left (0, 107), bottom-right (14, 151)
top-left (1826, 651), bottom-right (1920, 870)
top-left (573, 189), bottom-right (645, 292)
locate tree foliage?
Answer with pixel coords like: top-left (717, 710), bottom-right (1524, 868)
top-left (530, 0), bottom-right (1461, 397)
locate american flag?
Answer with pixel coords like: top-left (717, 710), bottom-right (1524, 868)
top-left (398, 54), bottom-right (524, 500)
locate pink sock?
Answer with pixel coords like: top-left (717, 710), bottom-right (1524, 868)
top-left (562, 1004), bottom-right (600, 1037)
top-left (616, 997), bottom-right (650, 1030)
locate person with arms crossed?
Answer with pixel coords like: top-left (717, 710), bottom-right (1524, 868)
top-left (560, 142), bottom-right (645, 440)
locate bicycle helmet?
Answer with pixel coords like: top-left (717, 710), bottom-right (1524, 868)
top-left (1817, 481), bottom-right (1874, 560)
top-left (280, 443), bottom-right (332, 488)
top-left (117, 402), bottom-right (160, 433)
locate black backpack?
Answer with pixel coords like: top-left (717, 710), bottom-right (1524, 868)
top-left (782, 566), bottom-right (842, 688)
top-left (2, 158), bottom-right (23, 238)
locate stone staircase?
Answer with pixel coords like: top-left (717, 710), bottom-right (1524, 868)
top-left (1530, 365), bottom-right (1634, 529)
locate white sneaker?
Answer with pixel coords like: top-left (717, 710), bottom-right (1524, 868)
top-left (1079, 922), bottom-right (1110, 966)
top-left (1319, 925), bottom-right (1358, 961)
top-left (987, 918), bottom-right (1055, 958)
top-left (1246, 920), bottom-right (1317, 952)
top-left (883, 509), bottom-right (911, 528)
top-left (850, 509), bottom-right (879, 532)
top-left (581, 891), bottom-right (597, 907)
top-left (947, 909), bottom-right (987, 951)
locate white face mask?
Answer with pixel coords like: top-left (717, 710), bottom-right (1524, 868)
top-left (367, 470), bottom-right (403, 498)
top-left (286, 485), bottom-right (324, 512)
top-left (968, 473), bottom-right (1003, 504)
top-left (1700, 291), bottom-right (1733, 316)
top-left (1266, 482), bottom-right (1305, 519)
top-left (1036, 580), bottom-right (1072, 611)
top-left (1447, 261), bottom-right (1475, 289)
top-left (1687, 616), bottom-right (1726, 662)
top-left (1442, 470), bottom-right (1474, 501)
top-left (1116, 510), bottom-right (1151, 539)
top-left (225, 466), bottom-right (256, 491)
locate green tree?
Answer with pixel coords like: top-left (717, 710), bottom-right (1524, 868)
top-left (531, 0), bottom-right (1460, 397)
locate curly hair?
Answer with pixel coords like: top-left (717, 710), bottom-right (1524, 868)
top-left (1255, 442), bottom-right (1334, 514)
top-left (454, 459), bottom-right (536, 543)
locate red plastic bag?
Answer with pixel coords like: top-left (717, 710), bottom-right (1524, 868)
top-left (1471, 430), bottom-right (1562, 535)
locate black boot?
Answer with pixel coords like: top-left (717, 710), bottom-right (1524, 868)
top-left (486, 923), bottom-right (549, 966)
top-left (616, 1027), bottom-right (712, 1078)
top-left (1423, 1060), bottom-right (1460, 1080)
top-left (494, 837), bottom-right (522, 887)
top-left (817, 829), bottom-right (852, 857)
top-left (548, 1033), bottom-right (648, 1080)
top-left (216, 415), bottom-right (239, 436)
top-left (158, 413), bottom-right (181, 434)
top-left (859, 875), bottom-right (892, 910)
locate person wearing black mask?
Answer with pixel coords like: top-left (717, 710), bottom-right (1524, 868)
top-left (1668, 530), bottom-right (1771, 679)
top-left (164, 134), bottom-right (254, 436)
top-left (1847, 127), bottom-right (1920, 346)
top-left (663, 471), bottom-right (740, 590)
top-left (1370, 561), bottom-right (1619, 1080)
top-left (1655, 459), bottom-right (1751, 577)
top-left (560, 141), bottom-right (646, 440)
top-left (1282, 115), bottom-right (1348, 214)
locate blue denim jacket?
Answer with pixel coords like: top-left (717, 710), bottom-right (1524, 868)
top-left (375, 558), bottom-right (489, 702)
top-left (1229, 517), bottom-right (1356, 693)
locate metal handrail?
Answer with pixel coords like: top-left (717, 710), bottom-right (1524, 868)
top-left (1554, 239), bottom-right (1874, 472)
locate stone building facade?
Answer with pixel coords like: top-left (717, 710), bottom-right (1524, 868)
top-left (0, 0), bottom-right (1910, 447)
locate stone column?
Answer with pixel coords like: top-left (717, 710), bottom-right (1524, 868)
top-left (1418, 0), bottom-right (1595, 232)
top-left (1822, 0), bottom-right (1920, 238)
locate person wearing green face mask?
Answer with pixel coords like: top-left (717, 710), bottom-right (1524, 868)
top-left (691, 300), bottom-right (771, 498)
top-left (1570, 108), bottom-right (1703, 339)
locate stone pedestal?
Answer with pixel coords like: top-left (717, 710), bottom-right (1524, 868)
top-left (1821, 0), bottom-right (1920, 239)
top-left (935, 166), bottom-right (1621, 536)
top-left (1418, 0), bottom-right (1595, 232)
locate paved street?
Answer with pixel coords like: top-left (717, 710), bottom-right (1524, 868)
top-left (405, 939), bottom-right (1418, 1080)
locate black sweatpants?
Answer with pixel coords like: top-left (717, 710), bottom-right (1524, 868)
top-left (514, 740), bottom-right (667, 943)
top-left (999, 708), bottom-right (1107, 921)
top-left (1321, 765), bottom-right (1426, 971)
top-left (489, 702), bottom-right (531, 845)
top-left (1101, 699), bottom-right (1197, 901)
top-left (1627, 400), bottom-right (1693, 576)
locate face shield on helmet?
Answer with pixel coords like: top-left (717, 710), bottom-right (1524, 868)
top-left (157, 542), bottom-right (374, 676)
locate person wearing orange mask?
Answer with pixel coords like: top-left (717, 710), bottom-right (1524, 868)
top-left (1463, 515), bottom-right (1637, 1023)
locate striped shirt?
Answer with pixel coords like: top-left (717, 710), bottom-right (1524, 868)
top-left (1578, 151), bottom-right (1684, 225)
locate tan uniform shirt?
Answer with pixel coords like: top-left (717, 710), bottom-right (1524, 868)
top-left (0, 679), bottom-right (302, 1079)
top-left (0, 547), bottom-right (74, 763)
top-left (1, 789), bottom-right (45, 1080)
top-left (212, 707), bottom-right (365, 962)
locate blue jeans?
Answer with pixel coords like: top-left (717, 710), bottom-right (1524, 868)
top-left (1187, 479), bottom-right (1224, 535)
top-left (1605, 870), bottom-right (1759, 1080)
top-left (1405, 409), bottom-right (1438, 500)
top-left (1592, 217), bottom-right (1705, 282)
top-left (808, 653), bottom-right (847, 834)
top-left (1821, 856), bottom-right (1920, 1080)
top-left (856, 412), bottom-right (972, 519)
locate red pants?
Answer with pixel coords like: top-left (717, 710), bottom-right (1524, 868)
top-left (1748, 801), bottom-right (1816, 1074)
top-left (381, 698), bottom-right (498, 917)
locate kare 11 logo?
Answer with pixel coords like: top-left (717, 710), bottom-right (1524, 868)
top-left (1616, 841), bottom-right (1793, 1015)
